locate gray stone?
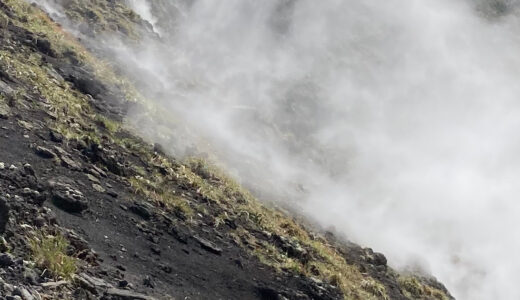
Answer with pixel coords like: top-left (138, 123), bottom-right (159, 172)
top-left (77, 273), bottom-right (113, 294)
top-left (64, 230), bottom-right (89, 251)
top-left (60, 155), bottom-right (81, 170)
top-left (49, 180), bottom-right (88, 213)
top-left (17, 120), bottom-right (34, 131)
top-left (23, 268), bottom-right (40, 285)
top-left (0, 253), bottom-right (15, 267)
top-left (92, 184), bottom-right (105, 193)
top-left (0, 80), bottom-right (14, 95)
top-left (143, 275), bottom-right (155, 288)
top-left (41, 281), bottom-right (68, 288)
top-left (0, 102), bottom-right (10, 120)
top-left (49, 131), bottom-right (64, 143)
top-left (13, 287), bottom-right (34, 300)
top-left (91, 165), bottom-right (107, 177)
top-left (86, 173), bottom-right (100, 184)
top-left (273, 234), bottom-right (309, 263)
top-left (53, 147), bottom-right (81, 170)
top-left (2, 281), bottom-right (14, 293)
top-left (35, 146), bottom-right (56, 159)
top-left (44, 67), bottom-right (64, 82)
top-left (194, 236), bottom-right (222, 255)
top-left (105, 288), bottom-right (157, 300)
top-left (0, 237), bottom-right (9, 252)
top-left (23, 164), bottom-right (35, 176)
top-left (129, 203), bottom-right (152, 220)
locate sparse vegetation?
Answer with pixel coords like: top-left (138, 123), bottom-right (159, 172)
top-left (57, 0), bottom-right (143, 39)
top-left (176, 157), bottom-right (390, 299)
top-left (29, 231), bottom-right (77, 280)
top-left (0, 1), bottom-right (452, 299)
top-left (129, 173), bottom-right (194, 218)
top-left (362, 280), bottom-right (389, 300)
top-left (95, 114), bottom-right (120, 133)
top-left (398, 276), bottom-right (449, 300)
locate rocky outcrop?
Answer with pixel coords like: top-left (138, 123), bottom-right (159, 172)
top-left (48, 179), bottom-right (89, 213)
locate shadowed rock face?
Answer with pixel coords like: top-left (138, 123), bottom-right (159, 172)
top-left (0, 198), bottom-right (8, 234)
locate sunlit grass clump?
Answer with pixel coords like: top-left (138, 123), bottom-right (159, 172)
top-left (29, 232), bottom-right (77, 280)
top-left (398, 276), bottom-right (449, 300)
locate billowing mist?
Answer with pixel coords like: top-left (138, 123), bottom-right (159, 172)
top-left (125, 0), bottom-right (160, 34)
top-left (37, 0), bottom-right (520, 299)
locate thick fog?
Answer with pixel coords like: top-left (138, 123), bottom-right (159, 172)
top-left (37, 0), bottom-right (520, 299)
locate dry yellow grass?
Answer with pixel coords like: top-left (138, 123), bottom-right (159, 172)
top-left (29, 232), bottom-right (77, 280)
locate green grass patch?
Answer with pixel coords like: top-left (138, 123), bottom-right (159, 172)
top-left (129, 174), bottom-right (194, 218)
top-left (178, 157), bottom-right (389, 299)
top-left (95, 114), bottom-right (120, 133)
top-left (398, 276), bottom-right (449, 300)
top-left (29, 232), bottom-right (77, 280)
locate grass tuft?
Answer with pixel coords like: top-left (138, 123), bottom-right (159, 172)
top-left (29, 232), bottom-right (77, 280)
top-left (398, 276), bottom-right (449, 300)
top-left (129, 174), bottom-right (194, 218)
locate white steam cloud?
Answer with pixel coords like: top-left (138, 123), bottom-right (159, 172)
top-left (125, 0), bottom-right (160, 35)
top-left (37, 0), bottom-right (520, 299)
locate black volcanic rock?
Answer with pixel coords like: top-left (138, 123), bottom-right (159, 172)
top-left (0, 253), bottom-right (14, 267)
top-left (0, 198), bottom-right (7, 234)
top-left (49, 180), bottom-right (88, 213)
top-left (194, 236), bottom-right (223, 255)
top-left (130, 202), bottom-right (152, 220)
top-left (35, 146), bottom-right (57, 159)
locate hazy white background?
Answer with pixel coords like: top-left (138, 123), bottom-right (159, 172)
top-left (39, 0), bottom-right (520, 299)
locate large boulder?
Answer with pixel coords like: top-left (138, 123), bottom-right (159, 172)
top-left (48, 180), bottom-right (88, 213)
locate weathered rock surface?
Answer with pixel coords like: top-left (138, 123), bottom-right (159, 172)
top-left (48, 179), bottom-right (88, 213)
top-left (34, 146), bottom-right (57, 159)
top-left (0, 253), bottom-right (14, 267)
top-left (129, 202), bottom-right (152, 220)
top-left (105, 288), bottom-right (157, 300)
top-left (194, 236), bottom-right (223, 255)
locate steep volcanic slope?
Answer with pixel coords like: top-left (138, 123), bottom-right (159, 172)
top-left (0, 1), bottom-right (452, 299)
